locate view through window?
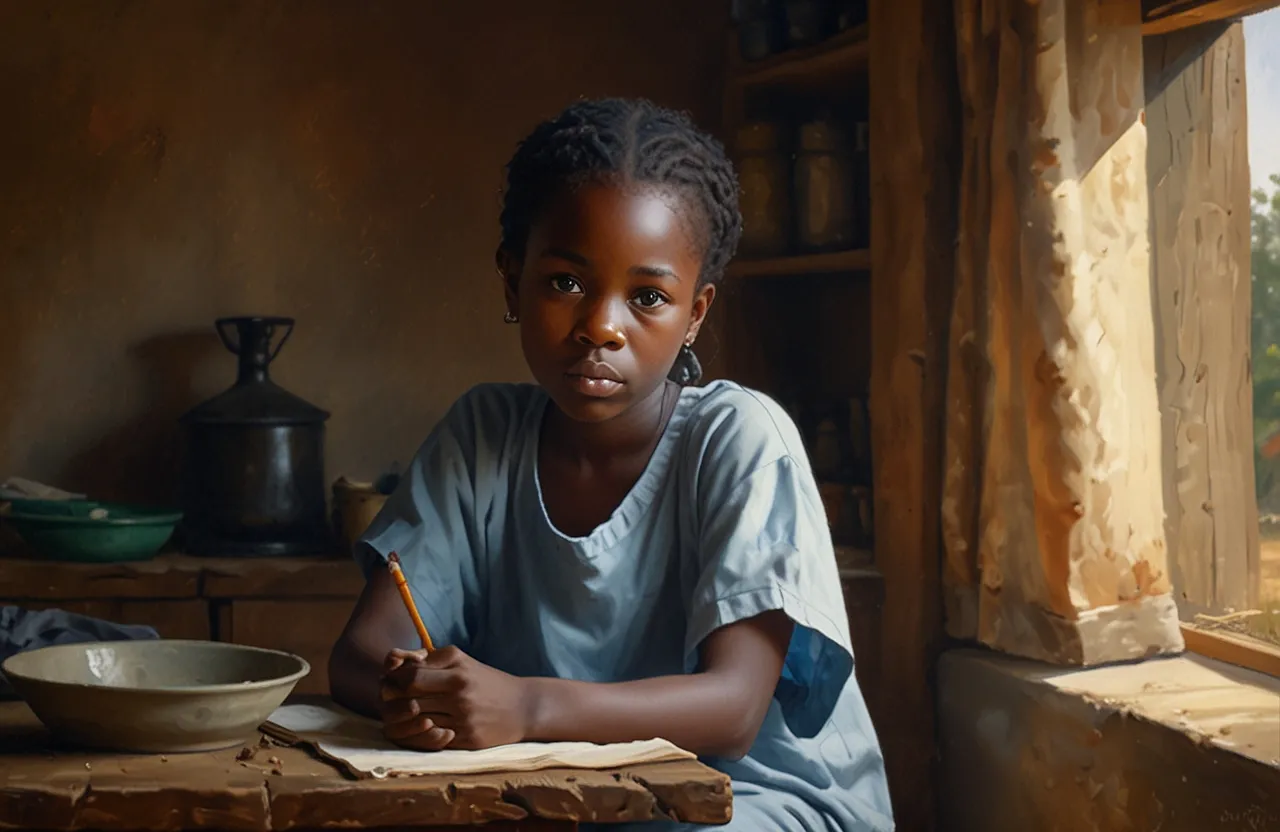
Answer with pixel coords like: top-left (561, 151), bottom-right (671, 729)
top-left (1246, 6), bottom-right (1280, 647)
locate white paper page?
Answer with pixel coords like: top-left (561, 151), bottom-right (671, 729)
top-left (265, 701), bottom-right (695, 779)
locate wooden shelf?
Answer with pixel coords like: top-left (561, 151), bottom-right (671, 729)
top-left (834, 544), bottom-right (877, 576)
top-left (729, 25), bottom-right (869, 91)
top-left (0, 553), bottom-right (361, 601)
top-left (839, 564), bottom-right (882, 582)
top-left (726, 248), bottom-right (870, 278)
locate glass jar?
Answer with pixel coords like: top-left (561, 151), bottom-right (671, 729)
top-left (783, 0), bottom-right (835, 48)
top-left (836, 0), bottom-right (868, 31)
top-left (736, 122), bottom-right (792, 258)
top-left (793, 118), bottom-right (856, 253)
top-left (853, 120), bottom-right (870, 248)
top-left (734, 0), bottom-right (784, 61)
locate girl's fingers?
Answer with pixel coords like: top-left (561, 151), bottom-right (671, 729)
top-left (382, 715), bottom-right (455, 750)
top-left (381, 698), bottom-right (457, 730)
top-left (383, 713), bottom-right (435, 741)
top-left (380, 696), bottom-right (421, 724)
top-left (411, 726), bottom-right (455, 751)
top-left (420, 644), bottom-right (465, 668)
top-left (381, 695), bottom-right (461, 727)
top-left (381, 665), bottom-right (461, 699)
top-left (384, 648), bottom-right (428, 673)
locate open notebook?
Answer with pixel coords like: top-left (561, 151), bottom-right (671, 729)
top-left (263, 701), bottom-right (696, 779)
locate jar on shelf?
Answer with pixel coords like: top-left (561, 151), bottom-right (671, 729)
top-left (853, 120), bottom-right (871, 248)
top-left (819, 482), bottom-right (874, 548)
top-left (848, 394), bottom-right (872, 485)
top-left (733, 0), bottom-right (785, 62)
top-left (836, 0), bottom-right (868, 31)
top-left (793, 117), bottom-right (856, 253)
top-left (783, 0), bottom-right (836, 48)
top-left (736, 121), bottom-right (792, 259)
top-left (810, 412), bottom-right (848, 481)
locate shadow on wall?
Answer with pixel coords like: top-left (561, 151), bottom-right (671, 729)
top-left (56, 331), bottom-right (221, 506)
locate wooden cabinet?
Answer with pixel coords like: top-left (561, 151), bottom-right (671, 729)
top-left (0, 555), bottom-right (363, 696)
top-left (840, 563), bottom-right (885, 720)
top-left (718, 16), bottom-right (887, 729)
top-left (221, 599), bottom-right (356, 694)
top-left (713, 23), bottom-right (872, 399)
top-left (15, 598), bottom-right (211, 641)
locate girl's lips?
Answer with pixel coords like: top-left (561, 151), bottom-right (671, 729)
top-left (564, 373), bottom-right (624, 398)
top-left (565, 358), bottom-right (624, 382)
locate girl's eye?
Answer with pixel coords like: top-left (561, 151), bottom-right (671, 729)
top-left (632, 289), bottom-right (667, 309)
top-left (551, 275), bottom-right (582, 294)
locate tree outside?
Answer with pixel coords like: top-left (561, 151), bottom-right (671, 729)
top-left (1250, 173), bottom-right (1280, 643)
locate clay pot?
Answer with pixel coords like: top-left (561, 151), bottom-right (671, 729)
top-left (331, 478), bottom-right (389, 553)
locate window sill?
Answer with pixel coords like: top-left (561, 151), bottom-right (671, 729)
top-left (1039, 651), bottom-right (1280, 769)
top-left (939, 649), bottom-right (1280, 830)
top-left (1182, 623), bottom-right (1280, 679)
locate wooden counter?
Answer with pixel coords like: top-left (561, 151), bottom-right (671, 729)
top-left (0, 700), bottom-right (732, 830)
top-left (0, 554), bottom-right (364, 695)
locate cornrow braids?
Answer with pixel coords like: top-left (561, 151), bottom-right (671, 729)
top-left (499, 98), bottom-right (743, 287)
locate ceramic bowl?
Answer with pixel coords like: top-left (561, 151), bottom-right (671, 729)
top-left (0, 500), bottom-right (183, 563)
top-left (1, 639), bottom-right (310, 753)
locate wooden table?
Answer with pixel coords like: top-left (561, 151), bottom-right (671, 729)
top-left (0, 701), bottom-right (732, 830)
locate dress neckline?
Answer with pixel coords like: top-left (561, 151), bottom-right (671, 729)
top-left (528, 384), bottom-right (699, 557)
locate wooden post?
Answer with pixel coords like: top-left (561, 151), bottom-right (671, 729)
top-left (1145, 22), bottom-right (1259, 618)
top-left (944, 0), bottom-right (1186, 665)
top-left (868, 0), bottom-right (958, 828)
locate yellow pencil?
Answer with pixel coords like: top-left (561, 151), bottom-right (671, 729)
top-left (387, 551), bottom-right (435, 652)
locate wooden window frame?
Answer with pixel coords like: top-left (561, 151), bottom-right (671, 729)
top-left (1142, 0), bottom-right (1280, 34)
top-left (1146, 12), bottom-right (1280, 680)
top-left (1180, 624), bottom-right (1280, 677)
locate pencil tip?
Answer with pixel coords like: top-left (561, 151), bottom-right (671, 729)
top-left (387, 551), bottom-right (401, 566)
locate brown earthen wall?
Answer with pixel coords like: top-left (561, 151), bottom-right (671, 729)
top-left (0, 0), bottom-right (726, 502)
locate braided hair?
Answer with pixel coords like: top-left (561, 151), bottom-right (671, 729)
top-left (499, 99), bottom-right (741, 385)
top-left (499, 98), bottom-right (743, 292)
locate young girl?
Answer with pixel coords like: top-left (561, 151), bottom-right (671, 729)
top-left (329, 98), bottom-right (893, 832)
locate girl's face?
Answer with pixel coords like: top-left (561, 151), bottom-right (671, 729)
top-left (501, 181), bottom-right (715, 424)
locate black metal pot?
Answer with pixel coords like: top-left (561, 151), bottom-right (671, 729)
top-left (179, 317), bottom-right (331, 557)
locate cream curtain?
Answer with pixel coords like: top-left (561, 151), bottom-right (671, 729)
top-left (942, 0), bottom-right (1184, 664)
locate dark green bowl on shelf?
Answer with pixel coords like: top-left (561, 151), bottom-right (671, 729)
top-left (0, 501), bottom-right (183, 563)
top-left (3, 498), bottom-right (101, 517)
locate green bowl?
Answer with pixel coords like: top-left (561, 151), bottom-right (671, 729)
top-left (2, 502), bottom-right (183, 563)
top-left (3, 498), bottom-right (103, 517)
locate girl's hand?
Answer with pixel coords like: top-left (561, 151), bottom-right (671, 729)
top-left (379, 646), bottom-right (531, 751)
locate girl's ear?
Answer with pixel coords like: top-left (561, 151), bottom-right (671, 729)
top-left (685, 283), bottom-right (717, 344)
top-left (495, 249), bottom-right (521, 319)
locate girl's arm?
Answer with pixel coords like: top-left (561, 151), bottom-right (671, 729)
top-left (525, 609), bottom-right (794, 758)
top-left (329, 569), bottom-right (422, 719)
top-left (381, 609), bottom-right (793, 759)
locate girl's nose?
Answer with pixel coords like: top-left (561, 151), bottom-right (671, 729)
top-left (573, 296), bottom-right (627, 350)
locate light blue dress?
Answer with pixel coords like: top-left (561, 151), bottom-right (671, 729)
top-left (356, 380), bottom-right (894, 832)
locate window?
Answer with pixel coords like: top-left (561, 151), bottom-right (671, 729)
top-left (1146, 4), bottom-right (1280, 670)
top-left (1245, 7), bottom-right (1280, 650)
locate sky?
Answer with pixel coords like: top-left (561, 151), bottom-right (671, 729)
top-left (1246, 7), bottom-right (1280, 193)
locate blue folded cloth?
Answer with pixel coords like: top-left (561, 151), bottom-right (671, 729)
top-left (0, 606), bottom-right (159, 697)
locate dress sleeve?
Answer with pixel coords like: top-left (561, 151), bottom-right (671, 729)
top-left (355, 389), bottom-right (492, 653)
top-left (685, 395), bottom-right (855, 739)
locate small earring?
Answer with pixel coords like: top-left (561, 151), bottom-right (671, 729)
top-left (504, 312), bottom-right (518, 324)
top-left (669, 341), bottom-right (702, 386)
